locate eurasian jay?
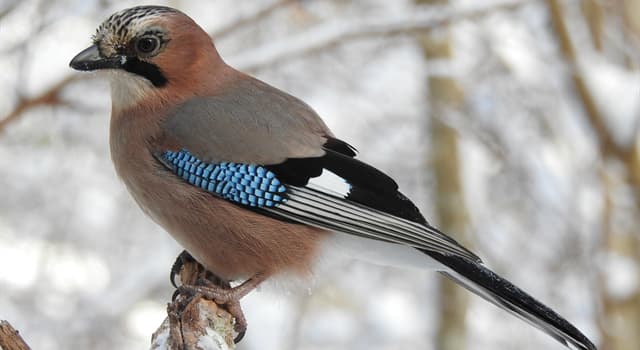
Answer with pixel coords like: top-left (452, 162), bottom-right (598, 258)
top-left (69, 5), bottom-right (596, 350)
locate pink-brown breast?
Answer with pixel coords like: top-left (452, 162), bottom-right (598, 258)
top-left (109, 105), bottom-right (329, 281)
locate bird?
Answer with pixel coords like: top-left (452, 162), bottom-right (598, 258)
top-left (69, 5), bottom-right (596, 350)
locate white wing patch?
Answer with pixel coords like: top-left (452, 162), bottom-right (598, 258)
top-left (307, 169), bottom-right (351, 198)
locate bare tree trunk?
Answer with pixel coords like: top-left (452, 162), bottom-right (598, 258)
top-left (547, 1), bottom-right (640, 349)
top-left (416, 1), bottom-right (471, 348)
top-left (430, 114), bottom-right (471, 350)
top-left (598, 169), bottom-right (640, 350)
top-left (622, 0), bottom-right (640, 35)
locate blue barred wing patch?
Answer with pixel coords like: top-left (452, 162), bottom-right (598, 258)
top-left (161, 150), bottom-right (287, 207)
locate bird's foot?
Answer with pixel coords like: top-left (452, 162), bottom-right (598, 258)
top-left (177, 273), bottom-right (265, 342)
top-left (170, 250), bottom-right (265, 343)
top-left (180, 273), bottom-right (264, 304)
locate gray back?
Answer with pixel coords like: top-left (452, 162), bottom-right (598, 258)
top-left (163, 77), bottom-right (331, 164)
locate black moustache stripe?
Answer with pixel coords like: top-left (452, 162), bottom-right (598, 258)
top-left (123, 58), bottom-right (168, 87)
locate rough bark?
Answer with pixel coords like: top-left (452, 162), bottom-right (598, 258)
top-left (151, 257), bottom-right (237, 350)
top-left (0, 321), bottom-right (31, 350)
top-left (151, 298), bottom-right (235, 350)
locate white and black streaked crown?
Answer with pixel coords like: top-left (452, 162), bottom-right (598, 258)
top-left (93, 6), bottom-right (178, 52)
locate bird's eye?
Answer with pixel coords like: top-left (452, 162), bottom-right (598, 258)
top-left (135, 37), bottom-right (159, 54)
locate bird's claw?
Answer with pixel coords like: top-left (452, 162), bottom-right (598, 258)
top-left (170, 251), bottom-right (261, 343)
top-left (170, 250), bottom-right (195, 288)
top-left (176, 283), bottom-right (248, 343)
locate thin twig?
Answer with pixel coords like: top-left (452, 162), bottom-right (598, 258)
top-left (0, 75), bottom-right (79, 134)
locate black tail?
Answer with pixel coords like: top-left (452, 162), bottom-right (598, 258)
top-left (427, 252), bottom-right (596, 350)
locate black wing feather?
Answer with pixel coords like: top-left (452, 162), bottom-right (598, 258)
top-left (268, 137), bottom-right (426, 225)
top-left (323, 136), bottom-right (357, 157)
top-left (429, 252), bottom-right (597, 350)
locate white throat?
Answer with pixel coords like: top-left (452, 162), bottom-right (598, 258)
top-left (107, 70), bottom-right (156, 110)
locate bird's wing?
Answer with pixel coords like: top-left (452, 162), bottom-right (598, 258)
top-left (157, 79), bottom-right (480, 262)
top-left (154, 145), bottom-right (480, 263)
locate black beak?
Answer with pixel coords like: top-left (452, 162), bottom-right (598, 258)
top-left (69, 45), bottom-right (126, 71)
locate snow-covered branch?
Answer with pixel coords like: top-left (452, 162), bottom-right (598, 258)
top-left (151, 297), bottom-right (235, 350)
top-left (151, 256), bottom-right (238, 350)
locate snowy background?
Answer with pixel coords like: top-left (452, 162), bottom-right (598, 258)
top-left (1, 0), bottom-right (638, 349)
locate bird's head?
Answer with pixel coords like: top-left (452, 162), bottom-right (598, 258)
top-left (70, 6), bottom-right (223, 109)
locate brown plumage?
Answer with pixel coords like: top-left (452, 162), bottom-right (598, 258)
top-left (69, 5), bottom-right (597, 350)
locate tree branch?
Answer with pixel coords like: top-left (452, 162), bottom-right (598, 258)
top-left (151, 297), bottom-right (236, 350)
top-left (0, 321), bottom-right (31, 350)
top-left (151, 256), bottom-right (236, 350)
top-left (0, 75), bottom-right (80, 134)
top-left (232, 0), bottom-right (538, 71)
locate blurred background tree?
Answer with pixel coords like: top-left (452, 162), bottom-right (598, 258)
top-left (0, 0), bottom-right (638, 349)
top-left (416, 1), bottom-right (472, 349)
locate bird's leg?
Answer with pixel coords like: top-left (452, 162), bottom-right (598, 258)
top-left (170, 250), bottom-right (265, 342)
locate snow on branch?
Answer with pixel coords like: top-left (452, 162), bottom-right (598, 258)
top-left (151, 297), bottom-right (236, 350)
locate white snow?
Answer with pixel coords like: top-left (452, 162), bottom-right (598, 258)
top-left (126, 301), bottom-right (167, 341)
top-left (0, 229), bottom-right (43, 289)
top-left (581, 56), bottom-right (640, 147)
top-left (602, 252), bottom-right (640, 301)
top-left (197, 328), bottom-right (230, 350)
